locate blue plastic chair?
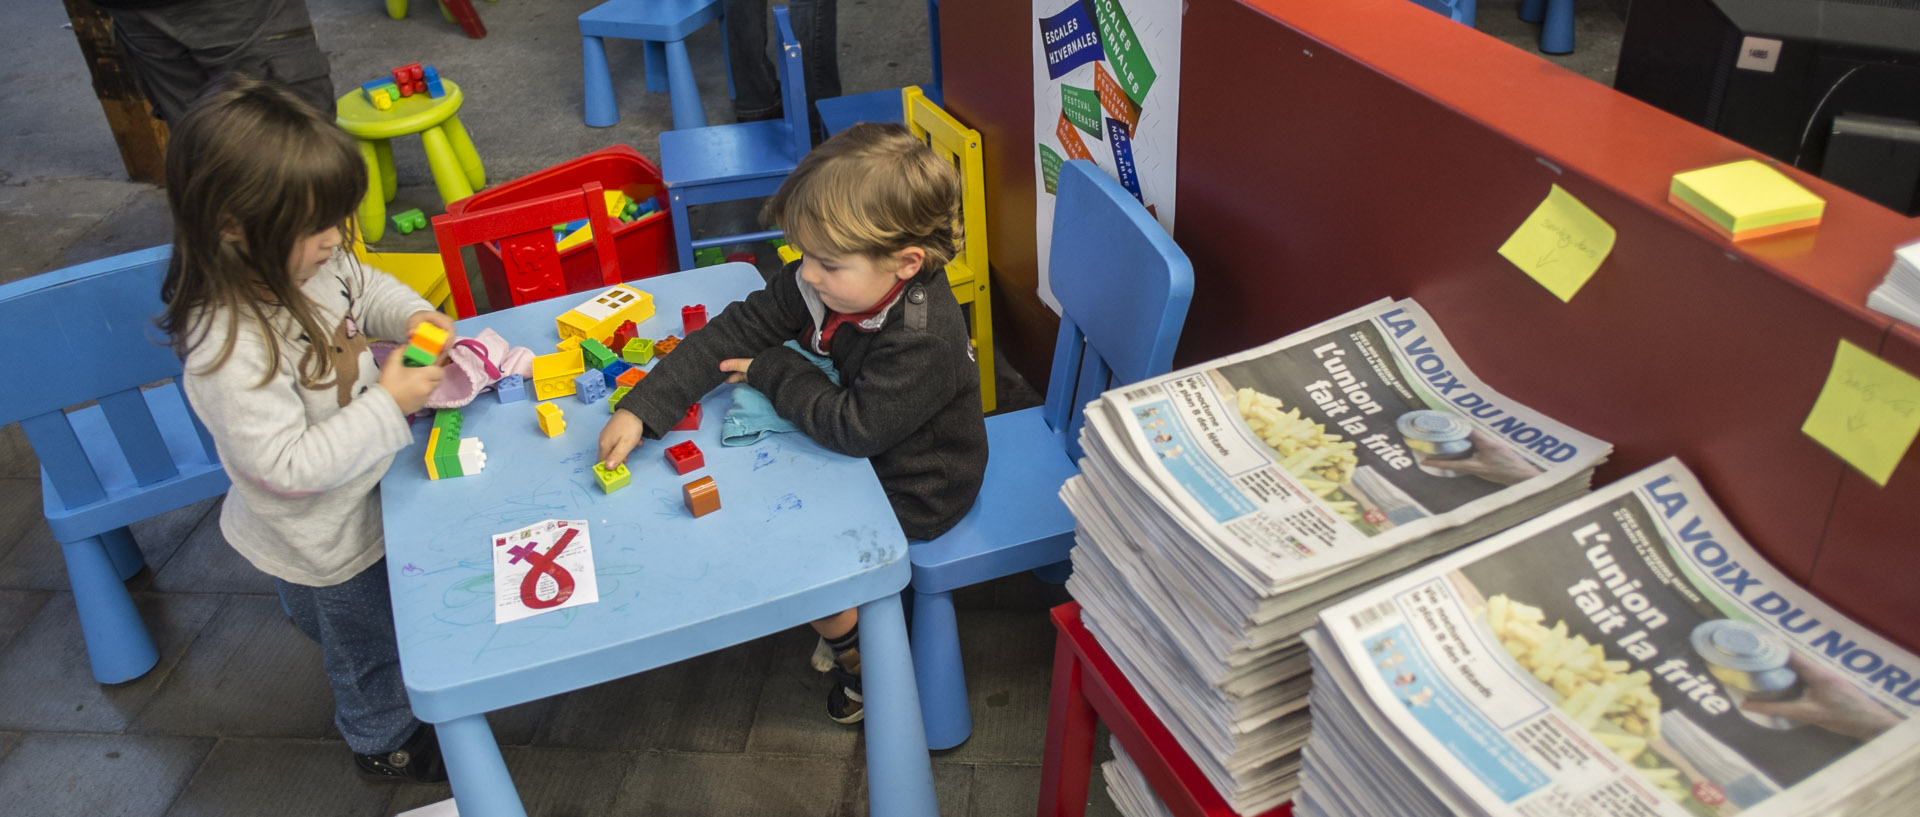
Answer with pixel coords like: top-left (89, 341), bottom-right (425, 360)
top-left (814, 0), bottom-right (942, 137)
top-left (580, 0), bottom-right (735, 130)
top-left (0, 247), bottom-right (231, 684)
top-left (658, 5), bottom-right (810, 271)
top-left (1407, 0), bottom-right (1477, 26)
top-left (908, 160), bottom-right (1193, 749)
top-left (1519, 0), bottom-right (1573, 54)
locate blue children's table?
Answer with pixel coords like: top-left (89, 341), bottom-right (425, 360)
top-left (379, 263), bottom-right (939, 816)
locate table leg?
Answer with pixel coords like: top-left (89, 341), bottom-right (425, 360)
top-left (1037, 628), bottom-right (1096, 817)
top-left (439, 714), bottom-right (527, 817)
top-left (856, 592), bottom-right (939, 817)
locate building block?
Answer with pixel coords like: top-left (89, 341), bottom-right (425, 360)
top-left (656, 335), bottom-right (681, 356)
top-left (580, 338), bottom-right (616, 370)
top-left (533, 376), bottom-right (576, 400)
top-left (432, 408), bottom-right (464, 438)
top-left (673, 403), bottom-right (701, 431)
top-left (726, 252), bottom-right (757, 266)
top-left (592, 462), bottom-right (631, 493)
top-left (555, 222), bottom-right (594, 252)
top-left (495, 373), bottom-right (527, 403)
top-left (391, 208), bottom-right (428, 235)
top-left (615, 367), bottom-right (645, 389)
top-left (456, 437), bottom-right (486, 475)
top-left (537, 403), bottom-right (566, 437)
top-left (609, 320), bottom-right (640, 353)
top-left (424, 427), bottom-right (443, 479)
top-left (392, 62), bottom-right (426, 97)
top-left (776, 243), bottom-right (802, 265)
top-left (556, 284), bottom-right (655, 342)
top-left (423, 65), bottom-right (445, 98)
top-left (371, 89), bottom-right (394, 111)
top-left (402, 322), bottom-right (448, 367)
top-left (666, 441), bottom-right (704, 474)
top-left (682, 304), bottom-right (707, 333)
top-left (532, 349), bottom-right (586, 399)
top-left (574, 370), bottom-right (609, 404)
top-left (622, 337), bottom-right (654, 365)
top-left (609, 385), bottom-right (631, 411)
top-left (683, 475), bottom-right (720, 517)
top-left (601, 360), bottom-right (632, 388)
top-left (694, 247), bottom-right (725, 267)
top-left (558, 336), bottom-right (583, 354)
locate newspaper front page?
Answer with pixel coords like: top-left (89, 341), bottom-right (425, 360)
top-left (1316, 458), bottom-right (1920, 817)
top-left (1088, 297), bottom-right (1608, 596)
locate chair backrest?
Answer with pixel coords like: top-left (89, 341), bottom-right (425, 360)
top-left (773, 6), bottom-right (811, 160)
top-left (904, 86), bottom-right (988, 301)
top-left (432, 181), bottom-right (621, 316)
top-left (0, 247), bottom-right (221, 508)
top-left (1044, 160), bottom-right (1195, 460)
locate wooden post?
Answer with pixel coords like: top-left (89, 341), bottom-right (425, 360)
top-left (62, 0), bottom-right (169, 184)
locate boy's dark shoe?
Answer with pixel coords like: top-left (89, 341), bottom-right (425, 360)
top-left (827, 667), bottom-right (864, 725)
top-left (356, 724), bottom-right (448, 783)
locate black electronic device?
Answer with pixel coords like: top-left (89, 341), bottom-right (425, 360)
top-left (1613, 0), bottom-right (1920, 215)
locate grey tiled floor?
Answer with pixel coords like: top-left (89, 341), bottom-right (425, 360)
top-left (0, 0), bottom-right (1621, 813)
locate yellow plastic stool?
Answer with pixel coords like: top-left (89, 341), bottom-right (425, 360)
top-left (335, 79), bottom-right (486, 242)
top-left (352, 238), bottom-right (458, 318)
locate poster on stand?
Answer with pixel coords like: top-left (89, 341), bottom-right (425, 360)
top-left (1032, 0), bottom-right (1182, 311)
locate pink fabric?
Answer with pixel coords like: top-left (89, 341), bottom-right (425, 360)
top-left (427, 327), bottom-right (535, 408)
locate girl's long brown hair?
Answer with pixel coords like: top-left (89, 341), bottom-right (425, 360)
top-left (159, 74), bottom-right (367, 388)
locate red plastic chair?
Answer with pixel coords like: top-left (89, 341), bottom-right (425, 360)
top-left (431, 182), bottom-right (623, 316)
top-left (1039, 601), bottom-right (1294, 817)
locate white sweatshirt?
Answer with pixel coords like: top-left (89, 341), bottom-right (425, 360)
top-left (181, 253), bottom-right (432, 586)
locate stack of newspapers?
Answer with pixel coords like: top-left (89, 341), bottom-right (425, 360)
top-left (1299, 458), bottom-right (1920, 817)
top-left (1103, 739), bottom-right (1177, 817)
top-left (1866, 238), bottom-right (1920, 329)
top-left (1062, 298), bottom-right (1612, 813)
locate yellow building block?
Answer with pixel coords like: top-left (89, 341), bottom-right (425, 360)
top-left (537, 403), bottom-right (566, 437)
top-left (423, 427), bottom-right (442, 479)
top-left (556, 284), bottom-right (654, 341)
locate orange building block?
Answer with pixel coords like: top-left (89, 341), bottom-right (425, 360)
top-left (683, 476), bottom-right (720, 517)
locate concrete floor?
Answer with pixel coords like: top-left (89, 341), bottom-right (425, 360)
top-left (0, 0), bottom-right (1624, 814)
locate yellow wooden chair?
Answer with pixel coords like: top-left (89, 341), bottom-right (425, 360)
top-left (904, 86), bottom-right (997, 412)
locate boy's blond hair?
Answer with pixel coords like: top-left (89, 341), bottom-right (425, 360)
top-left (765, 122), bottom-right (962, 270)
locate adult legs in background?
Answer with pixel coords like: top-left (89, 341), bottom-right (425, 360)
top-left (106, 0), bottom-right (336, 122)
top-left (722, 0), bottom-right (840, 140)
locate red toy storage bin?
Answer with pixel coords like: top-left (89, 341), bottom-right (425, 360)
top-left (446, 145), bottom-right (677, 310)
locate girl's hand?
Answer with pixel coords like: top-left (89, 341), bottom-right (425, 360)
top-left (600, 408), bottom-right (645, 469)
top-left (379, 346), bottom-right (444, 415)
top-left (406, 310), bottom-right (455, 340)
top-left (719, 358), bottom-right (752, 384)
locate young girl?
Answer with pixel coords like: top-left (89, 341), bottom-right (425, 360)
top-left (161, 76), bottom-right (455, 781)
top-left (597, 122), bottom-right (990, 724)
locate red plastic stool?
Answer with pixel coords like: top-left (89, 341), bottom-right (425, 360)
top-left (1039, 602), bottom-right (1293, 817)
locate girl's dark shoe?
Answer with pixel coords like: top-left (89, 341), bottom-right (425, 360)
top-left (355, 724), bottom-right (448, 783)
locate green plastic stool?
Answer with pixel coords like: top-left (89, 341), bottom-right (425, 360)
top-left (335, 79), bottom-right (486, 242)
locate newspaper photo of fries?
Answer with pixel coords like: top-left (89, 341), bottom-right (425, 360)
top-left (1231, 386), bottom-right (1369, 523)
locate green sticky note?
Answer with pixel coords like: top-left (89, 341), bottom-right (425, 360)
top-left (1497, 184), bottom-right (1617, 302)
top-left (1062, 85), bottom-right (1102, 136)
top-left (1090, 0), bottom-right (1156, 105)
top-left (1802, 340), bottom-right (1920, 486)
top-left (1039, 144), bottom-right (1064, 195)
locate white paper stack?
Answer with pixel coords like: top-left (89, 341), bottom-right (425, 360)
top-left (1103, 739), bottom-right (1178, 817)
top-left (1299, 458), bottom-right (1920, 817)
top-left (1064, 298), bottom-right (1612, 813)
top-left (1867, 239), bottom-right (1920, 328)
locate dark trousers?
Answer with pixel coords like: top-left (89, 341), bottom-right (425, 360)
top-left (276, 558), bottom-right (420, 755)
top-left (107, 0), bottom-right (335, 122)
top-left (725, 0), bottom-right (839, 137)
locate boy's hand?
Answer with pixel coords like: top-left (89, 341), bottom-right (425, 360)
top-left (379, 347), bottom-right (444, 415)
top-left (405, 310), bottom-right (455, 338)
top-left (600, 408), bottom-right (645, 468)
top-left (719, 357), bottom-right (752, 384)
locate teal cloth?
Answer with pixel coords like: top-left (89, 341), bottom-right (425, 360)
top-left (722, 340), bottom-right (841, 446)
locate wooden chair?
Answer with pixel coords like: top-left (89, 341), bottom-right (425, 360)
top-left (657, 6), bottom-right (810, 271)
top-left (908, 160), bottom-right (1193, 749)
top-left (0, 247), bottom-right (232, 683)
top-left (904, 86), bottom-right (997, 411)
top-left (431, 182), bottom-right (623, 316)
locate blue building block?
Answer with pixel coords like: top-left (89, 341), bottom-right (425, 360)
top-left (574, 370), bottom-right (609, 404)
top-left (423, 64), bottom-right (446, 98)
top-left (601, 360), bottom-right (632, 388)
top-left (495, 373), bottom-right (527, 403)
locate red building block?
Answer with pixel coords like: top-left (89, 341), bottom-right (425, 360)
top-left (682, 304), bottom-right (707, 333)
top-left (683, 476), bottom-right (720, 517)
top-left (665, 441), bottom-right (704, 474)
top-left (392, 62), bottom-right (425, 97)
top-left (672, 403), bottom-right (701, 431)
top-left (608, 320), bottom-right (640, 353)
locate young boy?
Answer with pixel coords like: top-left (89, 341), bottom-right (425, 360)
top-left (597, 123), bottom-right (988, 723)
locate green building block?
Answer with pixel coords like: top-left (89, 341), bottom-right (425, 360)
top-left (402, 345), bottom-right (436, 367)
top-left (609, 385), bottom-right (631, 411)
top-left (432, 408), bottom-right (463, 438)
top-left (580, 337), bottom-right (616, 370)
top-left (621, 337), bottom-right (654, 365)
top-left (592, 462), bottom-right (631, 493)
top-left (391, 208), bottom-right (427, 235)
top-left (693, 247), bottom-right (725, 267)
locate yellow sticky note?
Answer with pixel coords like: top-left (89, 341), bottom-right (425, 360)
top-left (1498, 184), bottom-right (1617, 302)
top-left (1802, 340), bottom-right (1920, 486)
